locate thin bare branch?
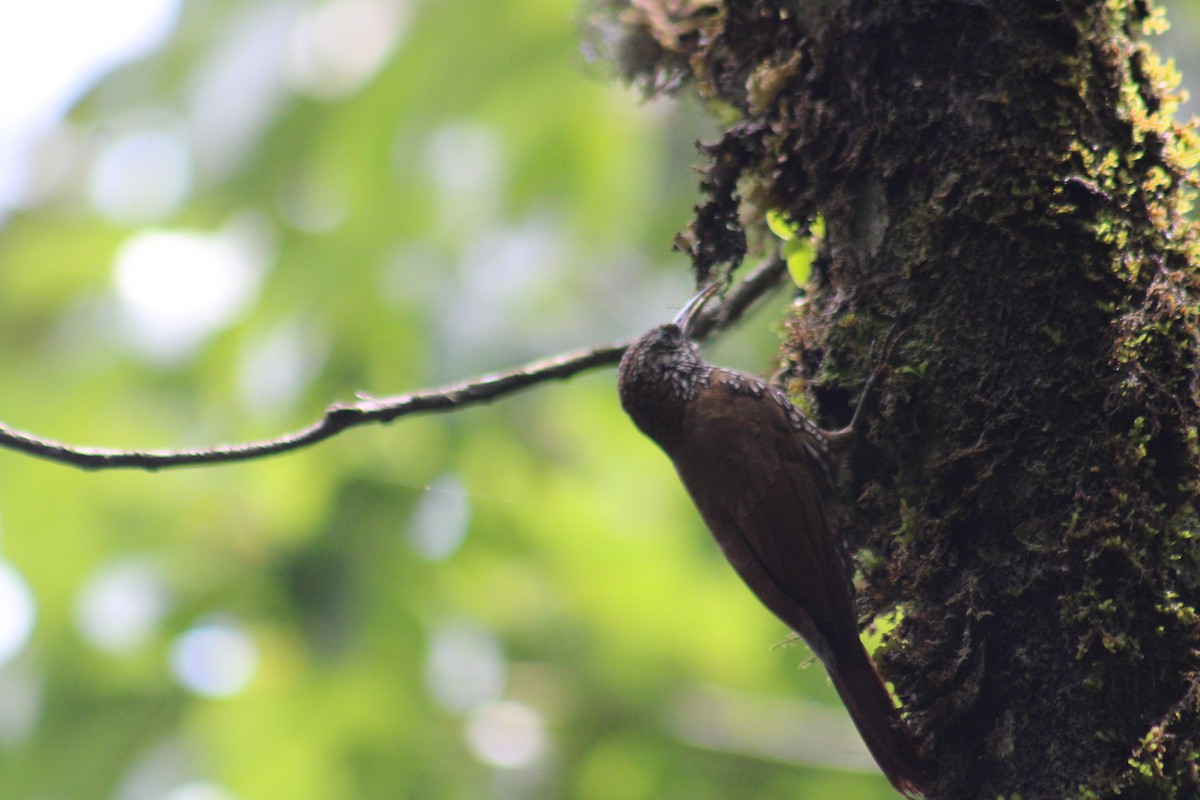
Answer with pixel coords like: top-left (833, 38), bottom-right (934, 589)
top-left (0, 256), bottom-right (789, 471)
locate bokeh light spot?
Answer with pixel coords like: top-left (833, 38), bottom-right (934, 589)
top-left (0, 562), bottom-right (35, 666)
top-left (89, 125), bottom-right (192, 223)
top-left (169, 620), bottom-right (258, 698)
top-left (237, 319), bottom-right (328, 415)
top-left (424, 122), bottom-right (502, 196)
top-left (112, 217), bottom-right (271, 363)
top-left (465, 701), bottom-right (547, 769)
top-left (75, 559), bottom-right (172, 653)
top-left (287, 0), bottom-right (411, 100)
top-left (164, 781), bottom-right (238, 800)
top-left (186, 4), bottom-right (291, 181)
top-left (406, 474), bottom-right (471, 561)
top-left (118, 738), bottom-right (193, 800)
top-left (0, 664), bottom-right (41, 746)
top-left (425, 623), bottom-right (505, 713)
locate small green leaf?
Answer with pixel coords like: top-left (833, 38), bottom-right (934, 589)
top-left (810, 215), bottom-right (826, 239)
top-left (766, 211), bottom-right (823, 287)
top-left (766, 209), bottom-right (800, 240)
top-left (783, 237), bottom-right (813, 286)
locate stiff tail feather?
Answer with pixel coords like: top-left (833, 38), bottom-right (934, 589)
top-left (827, 644), bottom-right (929, 798)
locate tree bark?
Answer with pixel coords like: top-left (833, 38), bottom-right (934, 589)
top-left (603, 0), bottom-right (1200, 797)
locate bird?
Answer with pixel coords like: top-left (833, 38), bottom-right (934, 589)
top-left (617, 284), bottom-right (928, 798)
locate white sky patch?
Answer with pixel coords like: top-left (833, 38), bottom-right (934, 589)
top-left (112, 215), bottom-right (273, 364)
top-left (0, 0), bottom-right (181, 213)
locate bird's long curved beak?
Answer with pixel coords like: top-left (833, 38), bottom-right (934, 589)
top-left (673, 284), bottom-right (721, 337)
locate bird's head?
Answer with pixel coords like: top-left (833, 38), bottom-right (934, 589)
top-left (617, 285), bottom-right (720, 444)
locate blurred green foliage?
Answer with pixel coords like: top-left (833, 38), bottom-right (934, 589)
top-left (20, 0), bottom-right (1200, 798)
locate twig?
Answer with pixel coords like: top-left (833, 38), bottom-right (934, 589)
top-left (0, 256), bottom-right (789, 471)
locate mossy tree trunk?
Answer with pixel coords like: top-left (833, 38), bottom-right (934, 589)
top-left (605, 1), bottom-right (1200, 797)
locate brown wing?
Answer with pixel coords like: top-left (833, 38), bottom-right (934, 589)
top-left (670, 381), bottom-right (861, 664)
top-left (668, 377), bottom-right (930, 796)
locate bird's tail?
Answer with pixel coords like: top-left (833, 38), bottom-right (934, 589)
top-left (827, 643), bottom-right (930, 798)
